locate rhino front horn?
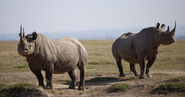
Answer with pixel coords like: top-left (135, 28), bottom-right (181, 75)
top-left (170, 21), bottom-right (176, 35)
top-left (19, 25), bottom-right (24, 40)
top-left (19, 25), bottom-right (26, 43)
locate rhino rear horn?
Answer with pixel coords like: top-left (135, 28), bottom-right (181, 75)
top-left (166, 26), bottom-right (170, 32)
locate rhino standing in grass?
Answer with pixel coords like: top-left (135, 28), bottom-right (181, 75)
top-left (18, 26), bottom-right (88, 90)
top-left (112, 22), bottom-right (176, 79)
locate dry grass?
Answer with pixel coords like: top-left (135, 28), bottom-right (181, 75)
top-left (0, 40), bottom-right (185, 97)
top-left (0, 41), bottom-right (29, 73)
top-left (0, 40), bottom-right (185, 75)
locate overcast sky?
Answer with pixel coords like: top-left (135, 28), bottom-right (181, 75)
top-left (0, 0), bottom-right (185, 33)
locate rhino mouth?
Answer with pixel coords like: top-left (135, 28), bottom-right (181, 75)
top-left (162, 38), bottom-right (176, 45)
top-left (18, 51), bottom-right (30, 57)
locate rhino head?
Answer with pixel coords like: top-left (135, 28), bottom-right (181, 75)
top-left (155, 22), bottom-right (176, 45)
top-left (18, 25), bottom-right (38, 56)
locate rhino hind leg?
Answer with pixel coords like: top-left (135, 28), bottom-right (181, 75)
top-left (68, 69), bottom-right (77, 89)
top-left (77, 62), bottom-right (86, 90)
top-left (130, 63), bottom-right (139, 76)
top-left (115, 57), bottom-right (125, 77)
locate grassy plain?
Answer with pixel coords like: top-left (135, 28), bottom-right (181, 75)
top-left (1, 40), bottom-right (184, 74)
top-left (0, 40), bottom-right (185, 97)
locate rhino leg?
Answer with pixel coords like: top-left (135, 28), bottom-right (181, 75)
top-left (29, 64), bottom-right (45, 88)
top-left (45, 71), bottom-right (53, 89)
top-left (34, 71), bottom-right (45, 88)
top-left (78, 63), bottom-right (85, 90)
top-left (116, 57), bottom-right (125, 77)
top-left (68, 69), bottom-right (77, 89)
top-left (138, 57), bottom-right (146, 79)
top-left (146, 55), bottom-right (156, 78)
top-left (130, 63), bottom-right (139, 76)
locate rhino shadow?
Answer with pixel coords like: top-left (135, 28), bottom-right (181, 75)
top-left (56, 76), bottom-right (138, 87)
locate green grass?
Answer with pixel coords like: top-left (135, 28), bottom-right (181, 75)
top-left (0, 83), bottom-right (37, 97)
top-left (151, 83), bottom-right (185, 94)
top-left (151, 76), bottom-right (185, 94)
top-left (108, 83), bottom-right (130, 92)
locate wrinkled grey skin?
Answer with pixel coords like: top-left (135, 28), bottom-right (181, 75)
top-left (18, 26), bottom-right (88, 90)
top-left (112, 22), bottom-right (176, 79)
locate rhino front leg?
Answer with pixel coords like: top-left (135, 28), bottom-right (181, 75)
top-left (28, 64), bottom-right (45, 88)
top-left (130, 63), bottom-right (139, 76)
top-left (68, 69), bottom-right (77, 89)
top-left (138, 57), bottom-right (146, 79)
top-left (45, 71), bottom-right (53, 89)
top-left (116, 58), bottom-right (125, 77)
top-left (33, 70), bottom-right (45, 88)
top-left (146, 55), bottom-right (156, 78)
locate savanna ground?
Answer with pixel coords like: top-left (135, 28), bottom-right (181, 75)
top-left (0, 40), bottom-right (185, 97)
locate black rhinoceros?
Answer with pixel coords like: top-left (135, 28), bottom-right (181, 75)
top-left (18, 26), bottom-right (88, 90)
top-left (112, 22), bottom-right (176, 79)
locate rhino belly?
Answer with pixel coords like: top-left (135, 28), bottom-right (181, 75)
top-left (53, 65), bottom-right (76, 74)
top-left (120, 52), bottom-right (139, 64)
top-left (122, 57), bottom-right (139, 64)
top-left (53, 57), bottom-right (79, 74)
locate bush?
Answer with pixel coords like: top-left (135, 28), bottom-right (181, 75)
top-left (0, 83), bottom-right (48, 97)
top-left (166, 76), bottom-right (185, 83)
top-left (108, 83), bottom-right (130, 93)
top-left (151, 82), bottom-right (185, 94)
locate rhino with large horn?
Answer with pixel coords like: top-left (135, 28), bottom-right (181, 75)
top-left (18, 26), bottom-right (88, 90)
top-left (112, 22), bottom-right (176, 79)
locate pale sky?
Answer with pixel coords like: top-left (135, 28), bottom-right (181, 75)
top-left (0, 0), bottom-right (185, 33)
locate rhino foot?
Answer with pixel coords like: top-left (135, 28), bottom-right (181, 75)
top-left (69, 84), bottom-right (76, 89)
top-left (146, 74), bottom-right (152, 78)
top-left (78, 86), bottom-right (85, 90)
top-left (135, 74), bottom-right (139, 76)
top-left (139, 75), bottom-right (146, 79)
top-left (119, 74), bottom-right (125, 77)
top-left (39, 84), bottom-right (45, 89)
top-left (45, 85), bottom-right (52, 89)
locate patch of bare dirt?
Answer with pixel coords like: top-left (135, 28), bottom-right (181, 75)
top-left (0, 71), bottom-right (185, 97)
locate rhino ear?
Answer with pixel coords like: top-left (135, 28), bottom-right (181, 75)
top-left (156, 22), bottom-right (160, 29)
top-left (32, 32), bottom-right (38, 41)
